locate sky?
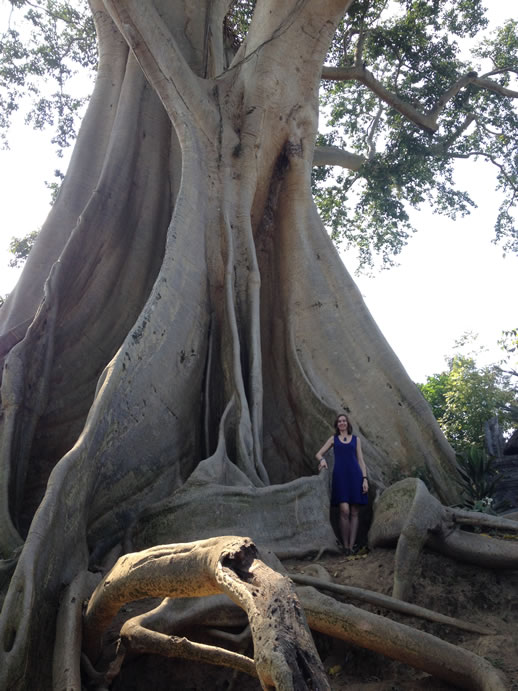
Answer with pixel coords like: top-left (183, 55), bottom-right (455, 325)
top-left (352, 159), bottom-right (517, 381)
top-left (0, 3), bottom-right (516, 384)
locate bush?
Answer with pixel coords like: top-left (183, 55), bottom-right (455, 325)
top-left (455, 446), bottom-right (499, 512)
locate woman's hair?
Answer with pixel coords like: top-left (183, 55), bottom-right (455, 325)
top-left (334, 413), bottom-right (352, 436)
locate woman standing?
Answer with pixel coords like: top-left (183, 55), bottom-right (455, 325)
top-left (316, 413), bottom-right (368, 554)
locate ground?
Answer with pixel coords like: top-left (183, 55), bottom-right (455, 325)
top-left (285, 546), bottom-right (518, 690)
top-left (105, 542), bottom-right (518, 690)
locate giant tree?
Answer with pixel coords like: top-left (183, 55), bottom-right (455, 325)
top-left (0, 1), bottom-right (517, 688)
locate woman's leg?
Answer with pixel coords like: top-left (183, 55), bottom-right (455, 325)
top-left (338, 502), bottom-right (351, 548)
top-left (348, 504), bottom-right (360, 549)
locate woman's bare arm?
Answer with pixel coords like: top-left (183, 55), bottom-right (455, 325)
top-left (356, 437), bottom-right (369, 492)
top-left (316, 436), bottom-right (334, 470)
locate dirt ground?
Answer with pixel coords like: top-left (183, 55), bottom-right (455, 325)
top-left (284, 546), bottom-right (518, 690)
top-left (110, 543), bottom-right (518, 690)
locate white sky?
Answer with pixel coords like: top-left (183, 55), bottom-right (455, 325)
top-left (0, 2), bottom-right (516, 383)
top-left (352, 160), bottom-right (517, 381)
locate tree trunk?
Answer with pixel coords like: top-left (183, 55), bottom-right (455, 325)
top-left (0, 1), bottom-right (458, 688)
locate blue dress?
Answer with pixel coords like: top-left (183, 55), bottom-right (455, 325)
top-left (331, 435), bottom-right (368, 506)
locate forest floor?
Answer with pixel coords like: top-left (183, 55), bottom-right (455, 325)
top-left (284, 545), bottom-right (518, 690)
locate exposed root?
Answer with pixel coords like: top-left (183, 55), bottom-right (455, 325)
top-left (53, 570), bottom-right (101, 690)
top-left (298, 586), bottom-right (507, 691)
top-left (117, 615), bottom-right (257, 678)
top-left (206, 623), bottom-right (251, 644)
top-left (290, 573), bottom-right (494, 635)
top-left (370, 478), bottom-right (518, 601)
top-left (83, 536), bottom-right (328, 690)
top-left (450, 509), bottom-right (518, 532)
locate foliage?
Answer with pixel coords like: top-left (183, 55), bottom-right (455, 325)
top-left (0, 0), bottom-right (518, 266)
top-left (0, 0), bottom-right (96, 154)
top-left (498, 327), bottom-right (518, 379)
top-left (225, 0), bottom-right (255, 44)
top-left (315, 1), bottom-right (518, 268)
top-left (44, 168), bottom-right (65, 203)
top-left (418, 337), bottom-right (518, 452)
top-left (1, 1), bottom-right (517, 268)
top-left (455, 446), bottom-right (499, 512)
top-left (8, 229), bottom-right (38, 268)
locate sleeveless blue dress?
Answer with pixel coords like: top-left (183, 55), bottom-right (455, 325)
top-left (331, 435), bottom-right (368, 506)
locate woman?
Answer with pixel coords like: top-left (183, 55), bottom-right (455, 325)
top-left (316, 413), bottom-right (368, 554)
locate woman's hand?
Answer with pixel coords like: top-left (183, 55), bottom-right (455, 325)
top-left (318, 459), bottom-right (328, 471)
top-left (362, 477), bottom-right (368, 493)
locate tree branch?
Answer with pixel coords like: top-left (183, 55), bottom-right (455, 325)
top-left (426, 71), bottom-right (479, 121)
top-left (321, 65), bottom-right (518, 133)
top-left (365, 103), bottom-right (383, 158)
top-left (426, 113), bottom-right (476, 153)
top-left (440, 150), bottom-right (518, 193)
top-left (496, 366), bottom-right (518, 378)
top-left (476, 76), bottom-right (518, 99)
top-left (321, 64), bottom-right (439, 132)
top-left (312, 145), bottom-right (365, 170)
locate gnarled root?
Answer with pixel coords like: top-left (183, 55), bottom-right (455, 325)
top-left (117, 613), bottom-right (257, 678)
top-left (83, 536), bottom-right (329, 690)
top-left (298, 586), bottom-right (507, 691)
top-left (368, 478), bottom-right (445, 600)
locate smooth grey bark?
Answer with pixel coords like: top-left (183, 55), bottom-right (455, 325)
top-left (369, 478), bottom-right (518, 600)
top-left (0, 1), bottom-right (462, 688)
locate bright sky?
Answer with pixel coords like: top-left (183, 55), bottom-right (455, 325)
top-left (0, 3), bottom-right (516, 384)
top-left (352, 160), bottom-right (516, 381)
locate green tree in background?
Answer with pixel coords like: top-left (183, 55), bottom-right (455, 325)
top-left (7, 230), bottom-right (39, 268)
top-left (0, 0), bottom-right (96, 152)
top-left (498, 328), bottom-right (518, 379)
top-left (419, 336), bottom-right (518, 451)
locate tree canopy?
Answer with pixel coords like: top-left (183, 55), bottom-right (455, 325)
top-left (2, 0), bottom-right (517, 268)
top-left (316, 2), bottom-right (518, 266)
